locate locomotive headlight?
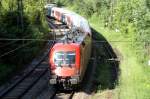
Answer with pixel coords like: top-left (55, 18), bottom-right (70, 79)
top-left (70, 79), bottom-right (77, 84)
top-left (71, 75), bottom-right (80, 84)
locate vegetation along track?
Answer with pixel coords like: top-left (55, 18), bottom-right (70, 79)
top-left (0, 41), bottom-right (54, 99)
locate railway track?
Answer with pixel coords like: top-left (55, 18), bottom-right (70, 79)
top-left (0, 41), bottom-right (54, 99)
top-left (50, 90), bottom-right (75, 99)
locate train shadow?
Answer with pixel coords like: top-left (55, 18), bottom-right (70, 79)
top-left (80, 28), bottom-right (120, 94)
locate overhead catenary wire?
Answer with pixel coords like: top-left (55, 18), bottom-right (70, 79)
top-left (0, 35), bottom-right (32, 48)
top-left (0, 41), bottom-right (17, 48)
top-left (0, 38), bottom-right (50, 41)
top-left (0, 38), bottom-right (150, 43)
top-left (0, 41), bottom-right (34, 58)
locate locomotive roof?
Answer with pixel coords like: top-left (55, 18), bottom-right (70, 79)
top-left (56, 28), bottom-right (87, 44)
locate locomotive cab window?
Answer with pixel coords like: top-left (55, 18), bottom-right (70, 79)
top-left (54, 51), bottom-right (75, 65)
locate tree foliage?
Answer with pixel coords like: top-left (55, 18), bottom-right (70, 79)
top-left (0, 0), bottom-right (49, 84)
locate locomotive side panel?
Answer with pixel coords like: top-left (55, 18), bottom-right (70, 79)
top-left (79, 35), bottom-right (92, 81)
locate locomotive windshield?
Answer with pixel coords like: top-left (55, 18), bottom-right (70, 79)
top-left (54, 51), bottom-right (75, 65)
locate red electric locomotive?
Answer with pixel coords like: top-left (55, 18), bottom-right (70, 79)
top-left (49, 29), bottom-right (91, 89)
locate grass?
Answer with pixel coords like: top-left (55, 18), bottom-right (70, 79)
top-left (89, 15), bottom-right (150, 99)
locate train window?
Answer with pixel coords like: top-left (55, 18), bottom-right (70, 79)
top-left (66, 52), bottom-right (75, 64)
top-left (54, 52), bottom-right (64, 65)
top-left (54, 51), bottom-right (75, 65)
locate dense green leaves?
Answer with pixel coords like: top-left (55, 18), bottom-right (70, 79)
top-left (0, 0), bottom-right (49, 84)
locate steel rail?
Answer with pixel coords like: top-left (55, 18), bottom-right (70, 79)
top-left (0, 35), bottom-right (32, 48)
